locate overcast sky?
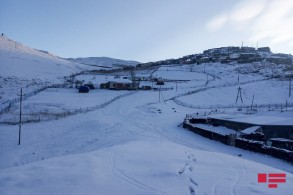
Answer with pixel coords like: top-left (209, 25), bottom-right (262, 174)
top-left (1, 0), bottom-right (292, 62)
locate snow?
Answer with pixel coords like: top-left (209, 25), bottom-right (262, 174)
top-left (241, 126), bottom-right (261, 134)
top-left (108, 78), bottom-right (132, 83)
top-left (66, 56), bottom-right (139, 68)
top-left (190, 123), bottom-right (237, 135)
top-left (0, 36), bottom-right (85, 80)
top-left (210, 112), bottom-right (293, 125)
top-left (1, 37), bottom-right (293, 195)
top-left (0, 90), bottom-right (292, 195)
top-left (177, 80), bottom-right (291, 108)
top-left (0, 88), bottom-right (129, 123)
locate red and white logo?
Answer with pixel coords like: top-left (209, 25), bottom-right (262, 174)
top-left (258, 173), bottom-right (286, 188)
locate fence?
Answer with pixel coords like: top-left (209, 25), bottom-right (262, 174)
top-left (174, 98), bottom-right (293, 111)
top-left (0, 83), bottom-right (69, 115)
top-left (0, 91), bottom-right (136, 125)
top-left (169, 77), bottom-right (272, 101)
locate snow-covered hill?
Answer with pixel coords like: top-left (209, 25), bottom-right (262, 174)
top-left (0, 36), bottom-right (92, 107)
top-left (0, 36), bottom-right (87, 80)
top-left (66, 56), bottom-right (139, 68)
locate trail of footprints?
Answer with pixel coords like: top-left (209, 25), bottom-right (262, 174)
top-left (177, 151), bottom-right (199, 195)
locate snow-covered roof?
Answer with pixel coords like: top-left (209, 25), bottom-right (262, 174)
top-left (108, 78), bottom-right (132, 83)
top-left (241, 126), bottom-right (261, 134)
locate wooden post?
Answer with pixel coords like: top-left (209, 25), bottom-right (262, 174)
top-left (159, 85), bottom-right (161, 102)
top-left (251, 94), bottom-right (254, 109)
top-left (18, 88), bottom-right (22, 145)
top-left (289, 78), bottom-right (291, 97)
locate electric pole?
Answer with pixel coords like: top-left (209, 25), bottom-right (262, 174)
top-left (18, 87), bottom-right (23, 145)
top-left (159, 85), bottom-right (161, 102)
top-left (289, 78), bottom-right (291, 97)
top-left (236, 86), bottom-right (243, 104)
top-left (251, 94), bottom-right (254, 109)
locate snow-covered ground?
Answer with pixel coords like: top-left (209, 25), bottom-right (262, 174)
top-left (0, 36), bottom-right (85, 80)
top-left (177, 80), bottom-right (291, 108)
top-left (1, 38), bottom-right (293, 194)
top-left (0, 91), bottom-right (292, 195)
top-left (0, 88), bottom-right (130, 123)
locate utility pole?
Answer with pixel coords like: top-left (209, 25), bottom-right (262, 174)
top-left (175, 81), bottom-right (178, 92)
top-left (159, 85), bottom-right (161, 102)
top-left (289, 78), bottom-right (291, 97)
top-left (251, 94), bottom-right (254, 109)
top-left (18, 87), bottom-right (23, 145)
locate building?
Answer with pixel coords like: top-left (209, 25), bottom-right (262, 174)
top-left (257, 47), bottom-right (271, 53)
top-left (155, 77), bottom-right (165, 85)
top-left (101, 78), bottom-right (139, 90)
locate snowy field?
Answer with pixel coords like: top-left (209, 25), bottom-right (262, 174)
top-left (0, 91), bottom-right (292, 195)
top-left (0, 88), bottom-right (129, 123)
top-left (177, 80), bottom-right (291, 109)
top-left (1, 42), bottom-right (293, 195)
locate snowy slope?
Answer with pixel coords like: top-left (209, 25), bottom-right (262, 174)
top-left (0, 36), bottom-right (87, 80)
top-left (66, 56), bottom-right (139, 68)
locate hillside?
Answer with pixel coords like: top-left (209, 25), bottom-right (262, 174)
top-left (66, 56), bottom-right (140, 68)
top-left (0, 36), bottom-right (87, 80)
top-left (0, 36), bottom-right (93, 108)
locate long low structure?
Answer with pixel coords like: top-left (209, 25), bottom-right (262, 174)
top-left (186, 113), bottom-right (293, 140)
top-left (183, 117), bottom-right (293, 163)
top-left (208, 117), bottom-right (293, 140)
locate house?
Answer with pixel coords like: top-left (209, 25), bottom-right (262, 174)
top-left (257, 47), bottom-right (271, 53)
top-left (156, 78), bottom-right (164, 85)
top-left (141, 86), bottom-right (152, 90)
top-left (101, 77), bottom-right (139, 90)
top-left (100, 82), bottom-right (110, 89)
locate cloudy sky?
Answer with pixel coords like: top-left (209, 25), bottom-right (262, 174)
top-left (1, 0), bottom-right (292, 62)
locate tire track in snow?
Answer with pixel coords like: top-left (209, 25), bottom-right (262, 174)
top-left (111, 153), bottom-right (167, 195)
top-left (230, 164), bottom-right (246, 195)
top-left (211, 154), bottom-right (247, 195)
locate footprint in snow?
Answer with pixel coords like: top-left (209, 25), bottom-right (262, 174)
top-left (188, 166), bottom-right (193, 172)
top-left (189, 186), bottom-right (195, 195)
top-left (189, 178), bottom-right (198, 186)
top-left (178, 163), bottom-right (188, 175)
